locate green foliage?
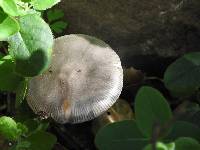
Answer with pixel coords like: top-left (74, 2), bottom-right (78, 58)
top-left (0, 0), bottom-right (61, 78)
top-left (0, 0), bottom-right (200, 150)
top-left (0, 116), bottom-right (27, 140)
top-left (46, 8), bottom-right (68, 34)
top-left (164, 52), bottom-right (200, 96)
top-left (0, 0), bottom-right (60, 149)
top-left (166, 121), bottom-right (200, 141)
top-left (8, 14), bottom-right (53, 77)
top-left (16, 79), bottom-right (28, 108)
top-left (23, 119), bottom-right (49, 134)
top-left (25, 131), bottom-right (57, 150)
top-left (31, 0), bottom-right (60, 10)
top-left (144, 142), bottom-right (175, 150)
top-left (175, 137), bottom-right (200, 150)
top-left (15, 141), bottom-right (31, 150)
top-left (95, 120), bottom-right (148, 150)
top-left (50, 20), bottom-right (68, 33)
top-left (47, 8), bottom-right (64, 22)
top-left (135, 86), bottom-right (172, 138)
top-left (95, 86), bottom-right (200, 150)
top-left (0, 0), bottom-right (19, 16)
top-left (0, 10), bottom-right (19, 41)
top-left (0, 115), bottom-right (55, 149)
top-left (0, 55), bottom-right (24, 91)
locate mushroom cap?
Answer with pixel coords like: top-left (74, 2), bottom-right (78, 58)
top-left (27, 34), bottom-right (123, 124)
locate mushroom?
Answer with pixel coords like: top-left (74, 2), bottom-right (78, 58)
top-left (27, 34), bottom-right (123, 124)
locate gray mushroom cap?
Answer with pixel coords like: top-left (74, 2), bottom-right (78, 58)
top-left (27, 34), bottom-right (123, 124)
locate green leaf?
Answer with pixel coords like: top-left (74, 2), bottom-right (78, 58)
top-left (36, 120), bottom-right (49, 131)
top-left (164, 52), bottom-right (200, 96)
top-left (0, 8), bottom-right (7, 22)
top-left (95, 120), bottom-right (148, 150)
top-left (166, 121), bottom-right (200, 142)
top-left (21, 0), bottom-right (31, 2)
top-left (23, 119), bottom-right (39, 135)
top-left (135, 86), bottom-right (172, 138)
top-left (16, 79), bottom-right (28, 108)
top-left (16, 141), bottom-right (31, 150)
top-left (144, 142), bottom-right (175, 150)
top-left (47, 9), bottom-right (64, 23)
top-left (0, 116), bottom-right (27, 141)
top-left (50, 21), bottom-right (68, 33)
top-left (0, 11), bottom-right (19, 41)
top-left (26, 131), bottom-right (57, 150)
top-left (23, 119), bottom-right (49, 136)
top-left (8, 14), bottom-right (53, 77)
top-left (0, 55), bottom-right (24, 91)
top-left (31, 0), bottom-right (60, 10)
top-left (175, 137), bottom-right (200, 150)
top-left (17, 122), bottom-right (28, 135)
top-left (0, 0), bottom-right (19, 16)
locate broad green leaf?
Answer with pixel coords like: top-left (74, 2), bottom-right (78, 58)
top-left (31, 0), bottom-right (60, 10)
top-left (0, 11), bottom-right (19, 41)
top-left (0, 0), bottom-right (19, 16)
top-left (0, 8), bottom-right (7, 22)
top-left (50, 21), bottom-right (68, 33)
top-left (14, 0), bottom-right (41, 16)
top-left (166, 121), bottom-right (200, 142)
top-left (95, 120), bottom-right (148, 150)
top-left (37, 120), bottom-right (49, 131)
top-left (175, 137), bottom-right (200, 150)
top-left (164, 52), bottom-right (200, 96)
top-left (8, 14), bottom-right (53, 76)
top-left (0, 116), bottom-right (27, 140)
top-left (0, 116), bottom-right (19, 140)
top-left (16, 141), bottom-right (31, 150)
top-left (0, 55), bottom-right (24, 91)
top-left (144, 142), bottom-right (175, 150)
top-left (23, 119), bottom-right (39, 135)
top-left (26, 131), bottom-right (57, 150)
top-left (24, 119), bottom-right (49, 136)
top-left (135, 86), bottom-right (172, 138)
top-left (16, 122), bottom-right (28, 135)
top-left (15, 101), bottom-right (36, 122)
top-left (47, 9), bottom-right (64, 22)
top-left (16, 79), bottom-right (28, 108)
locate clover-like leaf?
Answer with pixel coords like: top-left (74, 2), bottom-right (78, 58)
top-left (47, 9), bottom-right (64, 23)
top-left (175, 137), bottom-right (200, 150)
top-left (135, 86), bottom-right (172, 138)
top-left (8, 14), bottom-right (53, 76)
top-left (50, 21), bottom-right (68, 33)
top-left (0, 10), bottom-right (19, 41)
top-left (166, 121), bottom-right (200, 142)
top-left (26, 131), bottom-right (57, 150)
top-left (0, 0), bottom-right (19, 16)
top-left (31, 0), bottom-right (60, 10)
top-left (0, 55), bottom-right (24, 91)
top-left (95, 120), bottom-right (148, 150)
top-left (164, 52), bottom-right (200, 96)
top-left (0, 116), bottom-right (27, 141)
top-left (144, 142), bottom-right (175, 150)
top-left (16, 141), bottom-right (31, 150)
